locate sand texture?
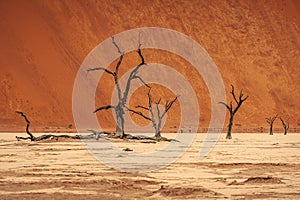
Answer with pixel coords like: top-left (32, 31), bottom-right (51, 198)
top-left (0, 133), bottom-right (299, 199)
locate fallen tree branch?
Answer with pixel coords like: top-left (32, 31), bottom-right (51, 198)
top-left (15, 111), bottom-right (178, 143)
top-left (16, 111), bottom-right (34, 140)
top-left (15, 111), bottom-right (104, 141)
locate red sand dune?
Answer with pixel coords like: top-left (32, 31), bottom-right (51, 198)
top-left (0, 0), bottom-right (299, 132)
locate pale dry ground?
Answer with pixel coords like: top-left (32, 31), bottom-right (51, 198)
top-left (0, 133), bottom-right (299, 199)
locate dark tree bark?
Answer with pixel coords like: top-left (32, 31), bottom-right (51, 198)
top-left (16, 111), bottom-right (35, 140)
top-left (279, 117), bottom-right (289, 135)
top-left (15, 111), bottom-right (106, 141)
top-left (219, 85), bottom-right (248, 139)
top-left (266, 115), bottom-right (277, 135)
top-left (127, 88), bottom-right (179, 141)
top-left (87, 35), bottom-right (148, 138)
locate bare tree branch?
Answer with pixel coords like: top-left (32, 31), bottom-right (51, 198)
top-left (87, 67), bottom-right (114, 76)
top-left (228, 85), bottom-right (249, 116)
top-left (111, 36), bottom-right (124, 100)
top-left (135, 105), bottom-right (150, 111)
top-left (16, 111), bottom-right (30, 124)
top-left (122, 35), bottom-right (147, 102)
top-left (161, 95), bottom-right (179, 119)
top-left (231, 85), bottom-right (239, 104)
top-left (164, 99), bottom-right (168, 110)
top-left (137, 32), bottom-right (144, 65)
top-left (218, 101), bottom-right (231, 111)
top-left (157, 98), bottom-right (162, 105)
top-left (266, 114), bottom-right (278, 124)
top-left (233, 97), bottom-right (247, 115)
top-left (112, 36), bottom-right (123, 55)
top-left (126, 106), bottom-right (151, 121)
top-left (94, 105), bottom-right (116, 113)
top-left (240, 92), bottom-right (249, 102)
top-left (133, 75), bottom-right (150, 88)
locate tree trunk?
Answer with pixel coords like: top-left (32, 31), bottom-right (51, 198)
top-left (115, 125), bottom-right (123, 137)
top-left (25, 123), bottom-right (35, 140)
top-left (226, 115), bottom-right (233, 139)
top-left (269, 124), bottom-right (273, 135)
top-left (115, 106), bottom-right (125, 138)
top-left (155, 129), bottom-right (161, 140)
top-left (155, 119), bottom-right (162, 140)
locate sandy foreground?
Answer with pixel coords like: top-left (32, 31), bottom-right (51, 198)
top-left (0, 132), bottom-right (299, 199)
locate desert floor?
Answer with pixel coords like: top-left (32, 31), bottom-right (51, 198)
top-left (0, 132), bottom-right (299, 199)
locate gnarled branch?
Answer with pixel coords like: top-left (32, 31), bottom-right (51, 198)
top-left (127, 88), bottom-right (179, 140)
top-left (126, 106), bottom-right (151, 121)
top-left (16, 111), bottom-right (34, 140)
top-left (15, 112), bottom-right (101, 141)
top-left (122, 35), bottom-right (147, 103)
top-left (94, 105), bottom-right (116, 113)
top-left (86, 34), bottom-right (148, 138)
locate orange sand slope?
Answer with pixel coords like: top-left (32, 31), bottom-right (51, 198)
top-left (0, 133), bottom-right (300, 199)
top-left (0, 0), bottom-right (300, 131)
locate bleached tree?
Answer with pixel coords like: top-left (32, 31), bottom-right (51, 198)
top-left (127, 88), bottom-right (179, 140)
top-left (87, 35), bottom-right (148, 138)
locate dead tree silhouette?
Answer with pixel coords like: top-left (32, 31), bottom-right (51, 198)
top-left (219, 85), bottom-right (248, 139)
top-left (127, 88), bottom-right (179, 141)
top-left (266, 115), bottom-right (278, 135)
top-left (279, 117), bottom-right (289, 135)
top-left (87, 35), bottom-right (148, 138)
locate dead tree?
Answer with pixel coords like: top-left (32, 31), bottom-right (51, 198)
top-left (266, 115), bottom-right (277, 135)
top-left (87, 35), bottom-right (148, 138)
top-left (15, 111), bottom-right (106, 141)
top-left (127, 88), bottom-right (179, 140)
top-left (219, 85), bottom-right (248, 139)
top-left (279, 117), bottom-right (289, 135)
top-left (16, 111), bottom-right (35, 140)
